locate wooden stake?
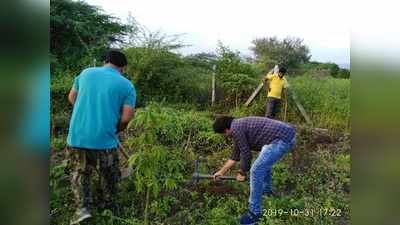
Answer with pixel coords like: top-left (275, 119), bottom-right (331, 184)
top-left (244, 67), bottom-right (275, 107)
top-left (288, 88), bottom-right (313, 126)
top-left (245, 82), bottom-right (264, 107)
top-left (283, 90), bottom-right (288, 122)
top-left (211, 65), bottom-right (216, 106)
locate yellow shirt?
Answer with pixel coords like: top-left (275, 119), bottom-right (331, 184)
top-left (264, 73), bottom-right (289, 99)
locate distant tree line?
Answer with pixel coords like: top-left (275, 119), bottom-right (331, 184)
top-left (50, 0), bottom-right (349, 109)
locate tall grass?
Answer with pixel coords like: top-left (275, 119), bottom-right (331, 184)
top-left (288, 75), bottom-right (350, 132)
top-left (231, 75), bottom-right (350, 133)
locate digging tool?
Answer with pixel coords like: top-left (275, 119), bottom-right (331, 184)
top-left (119, 143), bottom-right (130, 166)
top-left (283, 90), bottom-right (288, 122)
top-left (192, 173), bottom-right (236, 185)
top-left (119, 143), bottom-right (133, 180)
top-left (191, 160), bottom-right (236, 185)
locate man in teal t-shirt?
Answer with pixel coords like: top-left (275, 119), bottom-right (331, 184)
top-left (67, 50), bottom-right (136, 224)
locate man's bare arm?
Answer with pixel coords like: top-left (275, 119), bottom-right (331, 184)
top-left (117, 105), bottom-right (135, 133)
top-left (68, 89), bottom-right (78, 105)
top-left (213, 159), bottom-right (237, 180)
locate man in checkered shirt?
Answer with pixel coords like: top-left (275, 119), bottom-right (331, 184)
top-left (213, 116), bottom-right (296, 225)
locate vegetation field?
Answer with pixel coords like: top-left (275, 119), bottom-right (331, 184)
top-left (51, 75), bottom-right (350, 225)
top-left (50, 1), bottom-right (350, 224)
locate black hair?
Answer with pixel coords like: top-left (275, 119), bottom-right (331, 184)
top-left (278, 67), bottom-right (287, 75)
top-left (105, 50), bottom-right (128, 68)
top-left (213, 116), bottom-right (235, 133)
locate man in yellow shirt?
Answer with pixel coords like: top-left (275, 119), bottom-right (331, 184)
top-left (263, 67), bottom-right (289, 119)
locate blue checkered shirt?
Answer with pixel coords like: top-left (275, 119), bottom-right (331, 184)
top-left (230, 117), bottom-right (296, 172)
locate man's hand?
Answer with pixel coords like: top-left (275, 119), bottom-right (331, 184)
top-left (213, 171), bottom-right (224, 181)
top-left (236, 173), bottom-right (246, 182)
top-left (213, 159), bottom-right (237, 181)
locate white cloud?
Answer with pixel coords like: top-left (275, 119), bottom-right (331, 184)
top-left (82, 0), bottom-right (350, 64)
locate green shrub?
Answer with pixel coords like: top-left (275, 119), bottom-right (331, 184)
top-left (124, 47), bottom-right (212, 106)
top-left (126, 102), bottom-right (226, 154)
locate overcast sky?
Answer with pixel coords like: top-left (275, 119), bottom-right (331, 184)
top-left (83, 0), bottom-right (350, 66)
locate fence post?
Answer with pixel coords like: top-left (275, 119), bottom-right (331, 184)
top-left (211, 65), bottom-right (216, 106)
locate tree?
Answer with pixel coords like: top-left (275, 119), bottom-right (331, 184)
top-left (50, 0), bottom-right (131, 72)
top-left (124, 47), bottom-right (184, 101)
top-left (250, 36), bottom-right (311, 71)
top-left (123, 29), bottom-right (210, 105)
top-left (127, 105), bottom-right (185, 224)
top-left (301, 61), bottom-right (345, 78)
top-left (123, 14), bottom-right (186, 51)
top-left (337, 68), bottom-right (350, 79)
top-left (215, 42), bottom-right (256, 76)
top-left (214, 42), bottom-right (258, 107)
top-left (184, 53), bottom-right (217, 71)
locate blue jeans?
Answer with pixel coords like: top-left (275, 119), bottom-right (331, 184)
top-left (248, 138), bottom-right (295, 215)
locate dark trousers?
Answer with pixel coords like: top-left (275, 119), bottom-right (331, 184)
top-left (67, 147), bottom-right (120, 209)
top-left (265, 97), bottom-right (282, 119)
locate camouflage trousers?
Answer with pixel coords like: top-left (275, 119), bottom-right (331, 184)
top-left (67, 147), bottom-right (120, 209)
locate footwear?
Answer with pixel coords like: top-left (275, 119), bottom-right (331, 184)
top-left (239, 211), bottom-right (261, 225)
top-left (70, 207), bottom-right (92, 225)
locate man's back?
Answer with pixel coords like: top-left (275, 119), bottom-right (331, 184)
top-left (265, 74), bottom-right (288, 99)
top-left (67, 66), bottom-right (136, 149)
top-left (232, 116), bottom-right (295, 150)
top-left (229, 116), bottom-right (296, 172)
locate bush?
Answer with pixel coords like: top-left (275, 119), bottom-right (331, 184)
top-left (124, 47), bottom-right (212, 106)
top-left (126, 102), bottom-right (226, 154)
top-left (214, 42), bottom-right (259, 108)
